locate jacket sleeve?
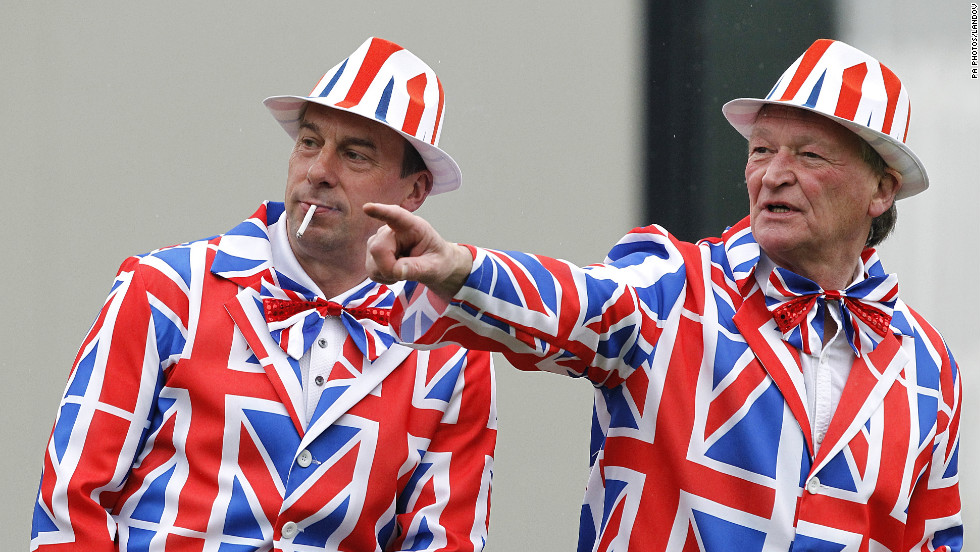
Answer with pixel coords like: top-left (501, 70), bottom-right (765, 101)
top-left (389, 348), bottom-right (496, 552)
top-left (31, 256), bottom-right (175, 551)
top-left (904, 333), bottom-right (964, 552)
top-left (391, 225), bottom-right (690, 388)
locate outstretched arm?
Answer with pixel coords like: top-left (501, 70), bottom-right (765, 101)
top-left (364, 202), bottom-right (473, 301)
top-left (365, 202), bottom-right (682, 387)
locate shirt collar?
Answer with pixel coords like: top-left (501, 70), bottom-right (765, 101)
top-left (753, 251), bottom-right (864, 294)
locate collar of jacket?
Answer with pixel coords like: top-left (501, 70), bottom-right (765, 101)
top-left (208, 201), bottom-right (399, 360)
top-left (717, 216), bottom-right (914, 338)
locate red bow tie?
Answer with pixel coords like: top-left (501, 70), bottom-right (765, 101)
top-left (770, 290), bottom-right (891, 336)
top-left (765, 267), bottom-right (897, 356)
top-left (263, 297), bottom-right (390, 325)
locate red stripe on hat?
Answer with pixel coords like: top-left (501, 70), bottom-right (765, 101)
top-left (779, 38), bottom-right (834, 101)
top-left (834, 63), bottom-right (868, 121)
top-left (430, 77), bottom-right (444, 145)
top-left (336, 38), bottom-right (403, 109)
top-left (879, 63), bottom-right (902, 136)
top-left (903, 104), bottom-right (911, 142)
top-left (401, 73), bottom-right (427, 136)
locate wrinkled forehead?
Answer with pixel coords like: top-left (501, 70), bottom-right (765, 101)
top-left (751, 104), bottom-right (863, 148)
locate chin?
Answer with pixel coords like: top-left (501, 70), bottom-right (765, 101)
top-left (754, 231), bottom-right (802, 259)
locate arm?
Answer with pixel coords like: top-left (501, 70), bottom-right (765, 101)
top-left (390, 349), bottom-right (496, 552)
top-left (366, 203), bottom-right (689, 387)
top-left (31, 257), bottom-right (174, 551)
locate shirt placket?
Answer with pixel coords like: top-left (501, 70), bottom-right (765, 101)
top-left (810, 300), bottom-right (852, 453)
top-left (301, 317), bottom-right (345, 428)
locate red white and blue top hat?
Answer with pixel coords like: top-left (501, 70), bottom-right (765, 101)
top-left (264, 37), bottom-right (461, 195)
top-left (723, 39), bottom-right (928, 199)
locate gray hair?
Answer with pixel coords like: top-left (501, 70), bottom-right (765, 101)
top-left (861, 140), bottom-right (897, 248)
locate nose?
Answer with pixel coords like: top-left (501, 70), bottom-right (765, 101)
top-left (307, 148), bottom-right (339, 187)
top-left (760, 149), bottom-right (796, 189)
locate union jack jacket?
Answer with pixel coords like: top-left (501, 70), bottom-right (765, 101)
top-left (31, 202), bottom-right (496, 552)
top-left (393, 217), bottom-right (962, 552)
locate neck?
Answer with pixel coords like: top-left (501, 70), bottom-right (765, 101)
top-left (287, 235), bottom-right (370, 299)
top-left (767, 248), bottom-right (864, 291)
top-left (309, 262), bottom-right (369, 299)
top-left (298, 250), bottom-right (368, 299)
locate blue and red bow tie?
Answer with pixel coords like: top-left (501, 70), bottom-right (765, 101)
top-left (262, 296), bottom-right (394, 361)
top-left (764, 267), bottom-right (898, 356)
top-left (264, 298), bottom-right (390, 325)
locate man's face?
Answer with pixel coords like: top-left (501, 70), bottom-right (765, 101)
top-left (284, 104), bottom-right (430, 265)
top-left (745, 106), bottom-right (898, 279)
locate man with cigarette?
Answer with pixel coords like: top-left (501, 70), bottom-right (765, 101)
top-left (365, 40), bottom-right (963, 550)
top-left (31, 37), bottom-right (496, 551)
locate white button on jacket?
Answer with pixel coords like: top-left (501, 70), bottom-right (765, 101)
top-left (297, 450), bottom-right (313, 468)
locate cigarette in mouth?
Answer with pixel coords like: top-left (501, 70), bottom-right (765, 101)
top-left (296, 204), bottom-right (316, 239)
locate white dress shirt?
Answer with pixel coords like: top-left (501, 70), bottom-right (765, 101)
top-left (755, 253), bottom-right (862, 453)
top-left (269, 220), bottom-right (365, 429)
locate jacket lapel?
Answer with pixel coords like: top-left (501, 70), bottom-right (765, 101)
top-left (811, 333), bottom-right (908, 471)
top-left (214, 201), bottom-right (414, 445)
top-left (734, 288), bottom-right (815, 455)
top-left (732, 283), bottom-right (911, 465)
top-left (226, 273), bottom-right (415, 447)
top-left (225, 286), bottom-right (308, 435)
top-left (298, 345), bottom-right (411, 450)
top-left (722, 218), bottom-right (912, 469)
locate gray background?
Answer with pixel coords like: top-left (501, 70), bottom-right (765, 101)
top-left (2, 2), bottom-right (976, 550)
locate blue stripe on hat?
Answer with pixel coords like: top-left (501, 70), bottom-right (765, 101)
top-left (764, 76), bottom-right (783, 100)
top-left (318, 59), bottom-right (348, 98)
top-left (803, 70), bottom-right (826, 108)
top-left (375, 78), bottom-right (394, 123)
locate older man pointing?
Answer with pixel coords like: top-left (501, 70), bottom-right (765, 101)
top-left (366, 39), bottom-right (962, 551)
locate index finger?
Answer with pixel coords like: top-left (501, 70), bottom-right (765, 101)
top-left (363, 202), bottom-right (415, 230)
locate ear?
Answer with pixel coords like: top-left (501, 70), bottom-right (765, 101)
top-left (869, 167), bottom-right (902, 217)
top-left (399, 170), bottom-right (433, 212)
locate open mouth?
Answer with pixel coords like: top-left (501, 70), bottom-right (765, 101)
top-left (767, 205), bottom-right (791, 213)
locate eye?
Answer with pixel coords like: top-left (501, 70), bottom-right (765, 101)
top-left (295, 135), bottom-right (320, 151)
top-left (801, 151), bottom-right (824, 160)
top-left (343, 149), bottom-right (371, 163)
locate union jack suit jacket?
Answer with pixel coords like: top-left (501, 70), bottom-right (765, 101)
top-left (31, 202), bottom-right (496, 552)
top-left (392, 217), bottom-right (962, 552)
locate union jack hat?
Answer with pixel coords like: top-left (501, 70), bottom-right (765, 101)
top-left (264, 37), bottom-right (461, 194)
top-left (722, 39), bottom-right (927, 199)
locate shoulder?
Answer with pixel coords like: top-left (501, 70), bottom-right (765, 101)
top-left (899, 302), bottom-right (960, 387)
top-left (605, 223), bottom-right (692, 265)
top-left (603, 221), bottom-right (755, 286)
top-left (905, 304), bottom-right (956, 355)
top-left (598, 225), bottom-right (705, 294)
top-left (112, 236), bottom-right (218, 294)
top-left (124, 202), bottom-right (276, 279)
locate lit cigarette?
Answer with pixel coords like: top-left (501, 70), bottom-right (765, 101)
top-left (296, 204), bottom-right (316, 238)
